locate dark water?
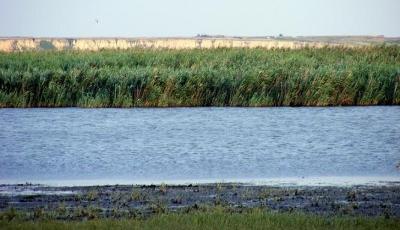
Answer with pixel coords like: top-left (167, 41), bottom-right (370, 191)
top-left (0, 107), bottom-right (399, 185)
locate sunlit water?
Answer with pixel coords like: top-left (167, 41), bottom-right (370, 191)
top-left (0, 107), bottom-right (399, 186)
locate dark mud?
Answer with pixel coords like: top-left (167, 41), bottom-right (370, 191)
top-left (1, 183), bottom-right (400, 220)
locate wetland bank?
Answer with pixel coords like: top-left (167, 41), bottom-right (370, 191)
top-left (1, 183), bottom-right (400, 229)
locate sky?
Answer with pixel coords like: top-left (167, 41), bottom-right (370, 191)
top-left (1, 0), bottom-right (399, 37)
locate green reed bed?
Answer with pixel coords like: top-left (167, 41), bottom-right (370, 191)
top-left (0, 46), bottom-right (399, 107)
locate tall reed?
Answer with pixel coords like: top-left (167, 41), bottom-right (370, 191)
top-left (0, 46), bottom-right (399, 107)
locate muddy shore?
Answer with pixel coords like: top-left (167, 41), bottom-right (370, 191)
top-left (1, 183), bottom-right (399, 220)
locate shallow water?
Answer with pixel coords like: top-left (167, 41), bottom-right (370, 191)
top-left (0, 107), bottom-right (399, 186)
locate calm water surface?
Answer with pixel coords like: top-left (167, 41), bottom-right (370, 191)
top-left (0, 107), bottom-right (399, 185)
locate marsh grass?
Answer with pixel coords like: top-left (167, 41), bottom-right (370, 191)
top-left (159, 183), bottom-right (167, 195)
top-left (0, 46), bottom-right (399, 107)
top-left (130, 188), bottom-right (145, 202)
top-left (86, 190), bottom-right (99, 201)
top-left (1, 209), bottom-right (399, 230)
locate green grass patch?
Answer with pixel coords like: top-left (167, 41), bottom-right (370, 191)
top-left (1, 210), bottom-right (399, 230)
top-left (0, 46), bottom-right (399, 107)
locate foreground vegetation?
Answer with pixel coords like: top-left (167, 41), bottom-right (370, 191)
top-left (1, 209), bottom-right (399, 230)
top-left (0, 46), bottom-right (399, 107)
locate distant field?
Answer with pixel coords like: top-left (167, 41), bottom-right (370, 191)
top-left (0, 46), bottom-right (399, 107)
top-left (1, 36), bottom-right (399, 52)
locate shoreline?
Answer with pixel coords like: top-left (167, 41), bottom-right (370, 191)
top-left (1, 182), bottom-right (400, 219)
top-left (1, 176), bottom-right (399, 188)
top-left (1, 105), bottom-right (400, 109)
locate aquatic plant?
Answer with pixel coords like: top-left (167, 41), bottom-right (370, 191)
top-left (171, 195), bottom-right (183, 204)
top-left (87, 190), bottom-right (99, 201)
top-left (0, 46), bottom-right (399, 107)
top-left (130, 188), bottom-right (145, 202)
top-left (259, 189), bottom-right (271, 200)
top-left (159, 183), bottom-right (168, 194)
top-left (149, 199), bottom-right (167, 214)
top-left (216, 183), bottom-right (223, 193)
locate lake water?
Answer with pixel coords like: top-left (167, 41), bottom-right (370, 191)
top-left (0, 107), bottom-right (399, 186)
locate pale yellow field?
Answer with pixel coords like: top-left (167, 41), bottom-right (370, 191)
top-left (1, 36), bottom-right (398, 52)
